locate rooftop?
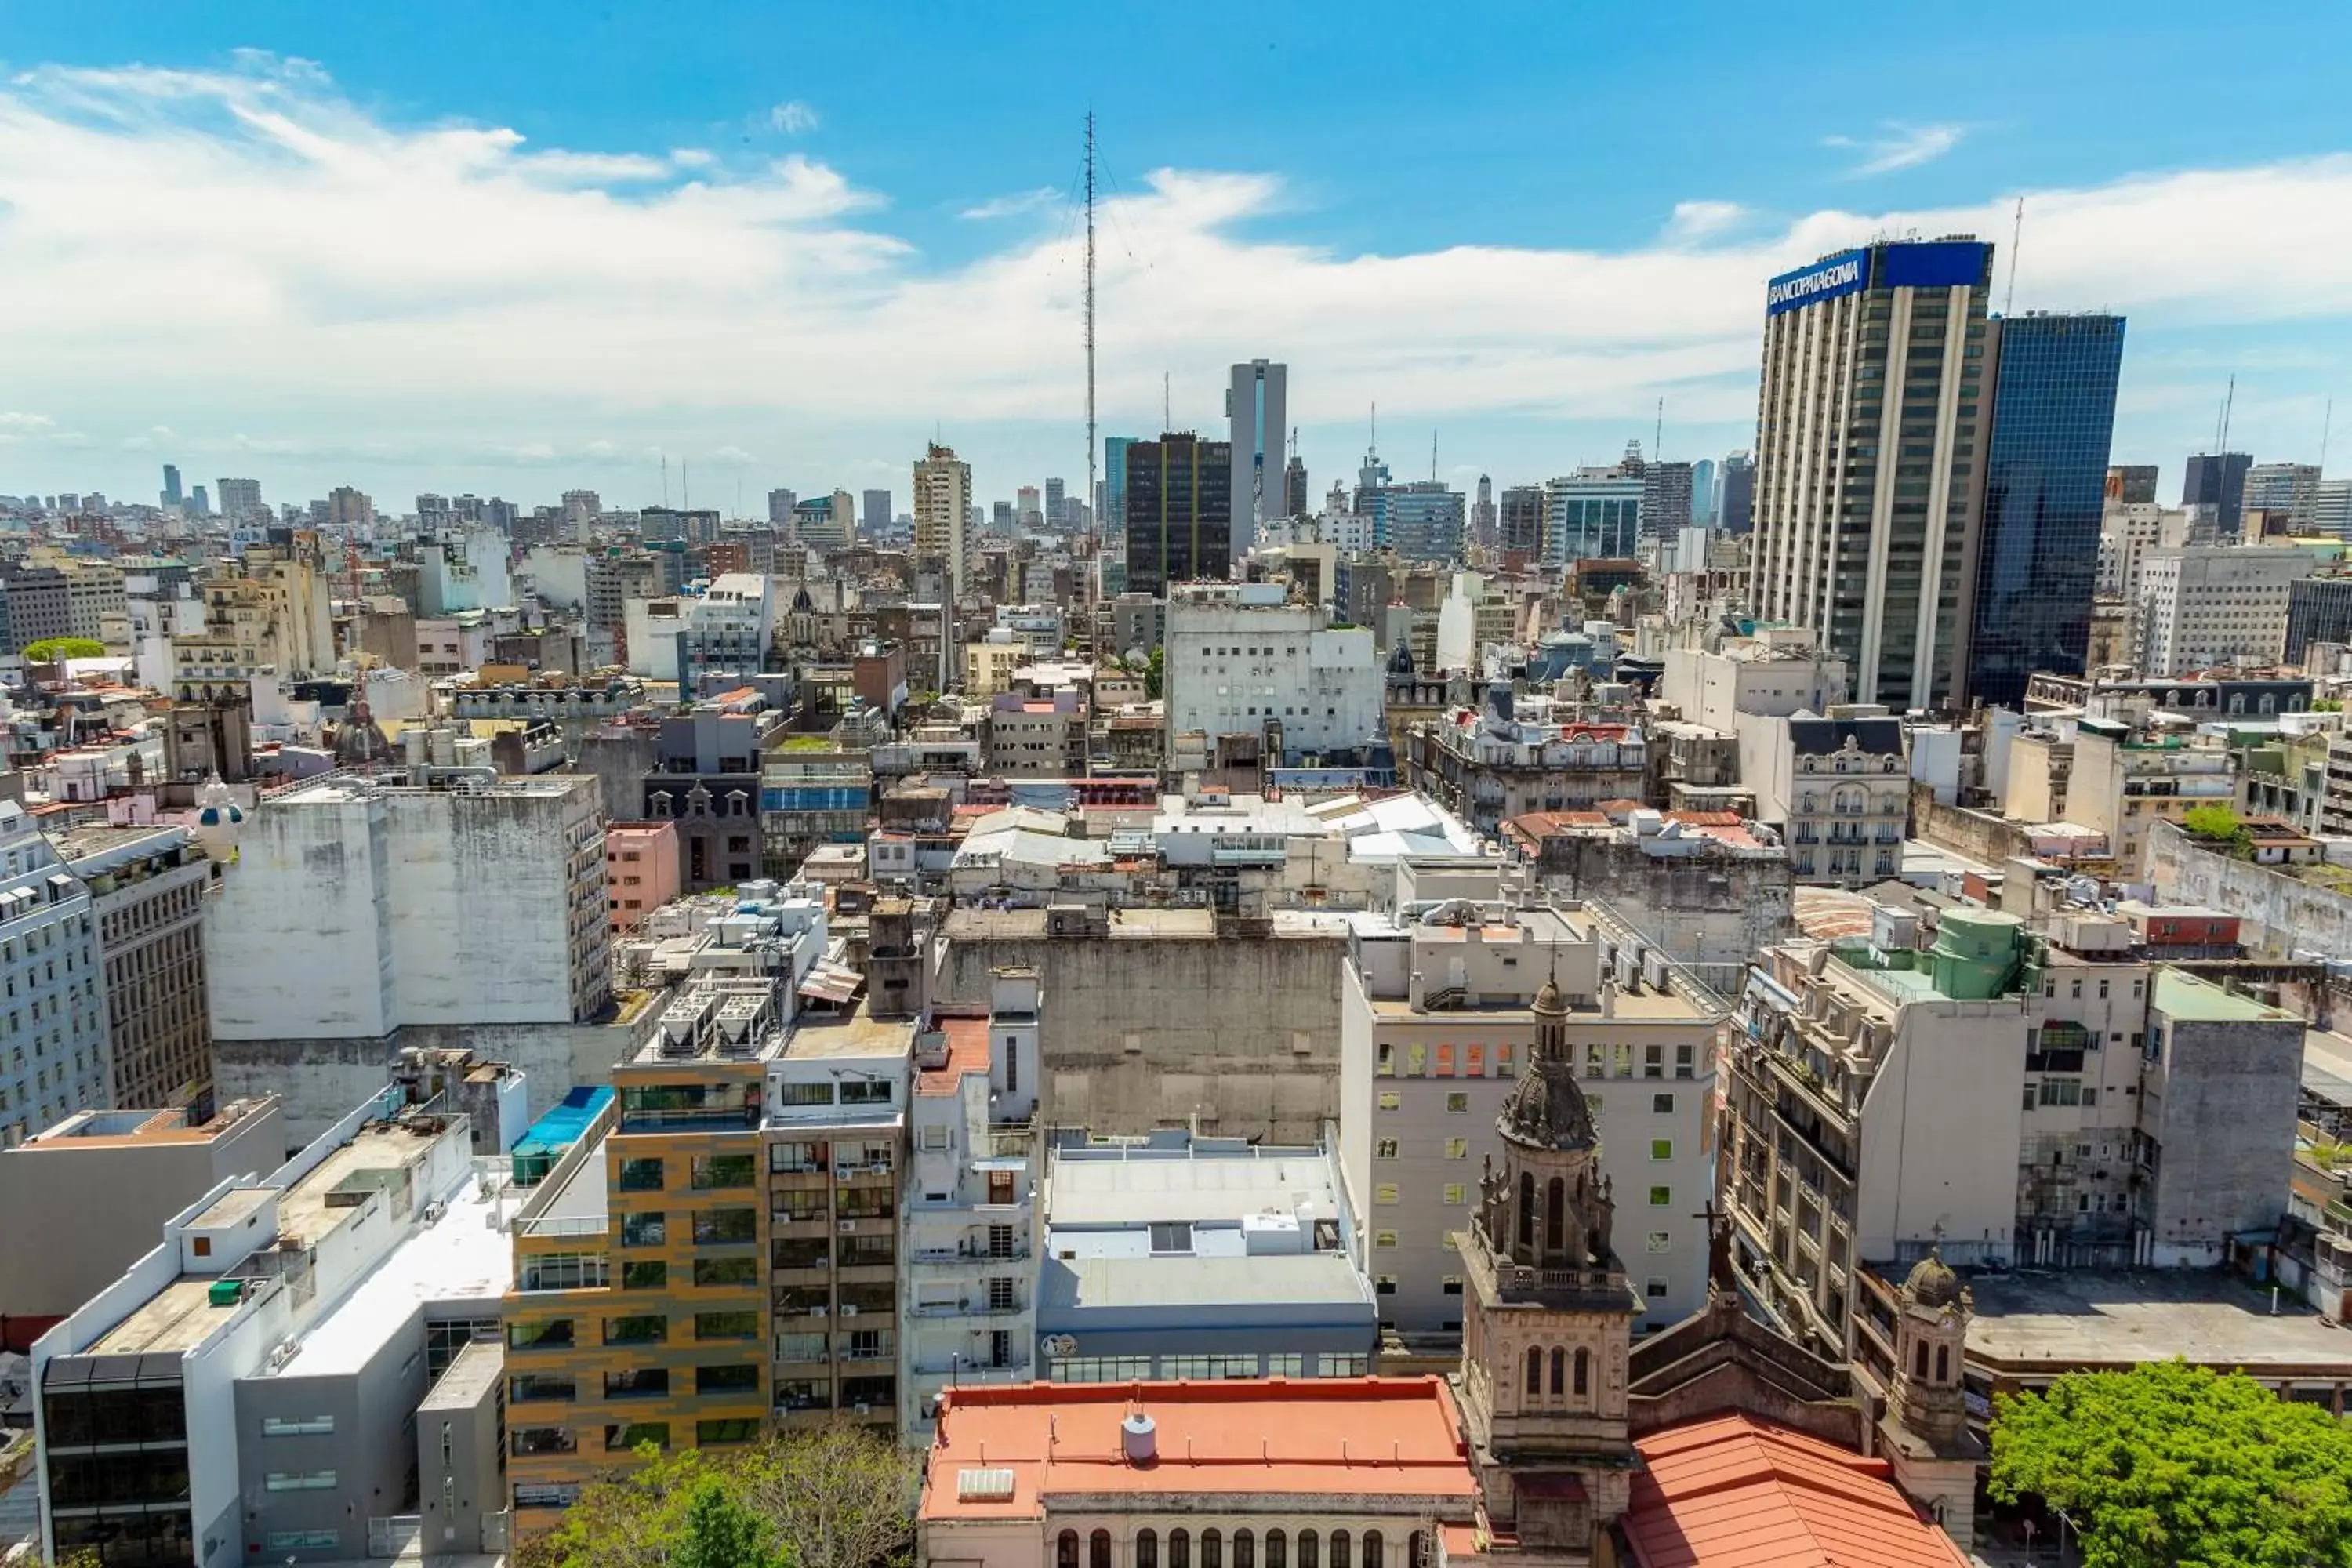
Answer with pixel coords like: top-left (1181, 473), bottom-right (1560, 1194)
top-left (917, 1017), bottom-right (991, 1097)
top-left (1965, 1268), bottom-right (2352, 1374)
top-left (17, 1098), bottom-right (271, 1151)
top-left (920, 1377), bottom-right (1478, 1522)
top-left (2152, 967), bottom-right (2296, 1023)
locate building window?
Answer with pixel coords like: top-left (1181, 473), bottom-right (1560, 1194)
top-left (1374, 1276), bottom-right (1396, 1295)
top-left (1149, 1221), bottom-right (1194, 1254)
top-left (1573, 1347), bottom-right (1591, 1398)
top-left (1646, 1277), bottom-right (1669, 1299)
top-left (1377, 1092), bottom-right (1399, 1111)
top-left (1203, 1529), bottom-right (1224, 1568)
top-left (1647, 1231), bottom-right (1671, 1252)
top-left (1374, 1229), bottom-right (1397, 1249)
top-left (1650, 1138), bottom-right (1672, 1160)
top-left (1443, 1184), bottom-right (1466, 1205)
top-left (1375, 1184), bottom-right (1399, 1204)
top-left (1648, 1185), bottom-right (1671, 1207)
top-left (1376, 1138), bottom-right (1399, 1159)
top-left (1236, 1531), bottom-right (1257, 1568)
top-left (264, 1470), bottom-right (339, 1491)
top-left (1442, 1275), bottom-right (1463, 1294)
top-left (1171, 1532), bottom-right (1191, 1568)
top-left (1446, 1092), bottom-right (1470, 1112)
top-left (1265, 1530), bottom-right (1287, 1568)
top-left (1138, 1531), bottom-right (1160, 1568)
top-left (1094, 1530), bottom-right (1114, 1568)
top-left (1550, 1347), bottom-right (1566, 1396)
top-left (1330, 1533), bottom-right (1352, 1568)
top-left (260, 1416), bottom-right (334, 1436)
top-left (1444, 1137), bottom-right (1468, 1158)
top-left (1362, 1531), bottom-right (1383, 1568)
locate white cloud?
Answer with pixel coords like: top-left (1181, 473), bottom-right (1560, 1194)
top-left (961, 186), bottom-right (1059, 221)
top-left (1823, 122), bottom-right (1968, 177)
top-left (768, 100), bottom-right (819, 135)
top-left (4, 56), bottom-right (2352, 498)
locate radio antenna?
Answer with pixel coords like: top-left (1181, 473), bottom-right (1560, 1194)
top-left (2004, 197), bottom-right (2024, 315)
top-left (1082, 107), bottom-right (1098, 742)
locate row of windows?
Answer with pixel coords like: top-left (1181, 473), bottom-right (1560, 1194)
top-left (1372, 1134), bottom-right (1675, 1167)
top-left (1059, 1524), bottom-right (1425, 1568)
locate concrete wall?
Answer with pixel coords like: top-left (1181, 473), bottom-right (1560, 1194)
top-left (2149, 817), bottom-right (2352, 960)
top-left (932, 928), bottom-right (1344, 1143)
top-left (236, 1321), bottom-right (431, 1563)
top-left (416, 1341), bottom-right (504, 1559)
top-left (1910, 782), bottom-right (2041, 869)
top-left (1856, 996), bottom-right (2032, 1265)
top-left (1528, 840), bottom-right (1791, 971)
top-left (2150, 1009), bottom-right (2305, 1262)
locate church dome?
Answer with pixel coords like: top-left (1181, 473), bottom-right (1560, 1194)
top-left (1387, 640), bottom-right (1416, 676)
top-left (1533, 978), bottom-right (1566, 1016)
top-left (1904, 1249), bottom-right (1962, 1308)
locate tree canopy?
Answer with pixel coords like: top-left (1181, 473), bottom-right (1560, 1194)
top-left (1988, 1360), bottom-right (2352, 1568)
top-left (20, 637), bottom-right (104, 662)
top-left (2180, 801), bottom-right (2246, 845)
top-left (520, 1425), bottom-right (915, 1568)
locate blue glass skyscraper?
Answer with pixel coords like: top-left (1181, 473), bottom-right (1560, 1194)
top-left (1965, 311), bottom-right (2126, 709)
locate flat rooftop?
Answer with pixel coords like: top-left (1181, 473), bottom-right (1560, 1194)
top-left (942, 907), bottom-right (1218, 942)
top-left (89, 1276), bottom-right (241, 1356)
top-left (2154, 968), bottom-right (2295, 1023)
top-left (274, 1166), bottom-right (520, 1377)
top-left (780, 1000), bottom-right (914, 1062)
top-left (20, 1101), bottom-right (263, 1151)
top-left (420, 1338), bottom-right (504, 1410)
top-left (1043, 1253), bottom-right (1373, 1313)
top-left (1048, 1145), bottom-right (1338, 1229)
top-left (277, 1120), bottom-right (452, 1247)
top-left (1967, 1269), bottom-right (2352, 1374)
top-left (528, 1131), bottom-right (612, 1231)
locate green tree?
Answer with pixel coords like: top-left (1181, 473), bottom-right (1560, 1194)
top-left (739, 1423), bottom-right (917, 1568)
top-left (1989, 1360), bottom-right (2352, 1568)
top-left (1145, 646), bottom-right (1164, 700)
top-left (673, 1475), bottom-right (789, 1568)
top-left (2180, 801), bottom-right (2245, 844)
top-left (20, 637), bottom-right (104, 662)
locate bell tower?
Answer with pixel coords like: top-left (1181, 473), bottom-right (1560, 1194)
top-left (1455, 975), bottom-right (1639, 1566)
top-left (1875, 1249), bottom-right (1984, 1546)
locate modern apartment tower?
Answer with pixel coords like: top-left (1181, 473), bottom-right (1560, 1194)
top-left (912, 444), bottom-right (975, 598)
top-left (1123, 433), bottom-right (1233, 596)
top-left (1965, 312), bottom-right (2127, 709)
top-left (2182, 452), bottom-right (2252, 536)
top-left (1228, 360), bottom-right (1287, 556)
top-left (1748, 239), bottom-right (1995, 710)
top-left (861, 489), bottom-right (891, 535)
top-left (1717, 451), bottom-right (1754, 533)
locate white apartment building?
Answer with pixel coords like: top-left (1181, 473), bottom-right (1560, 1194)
top-left (2131, 545), bottom-right (2316, 676)
top-left (1740, 710), bottom-right (1907, 887)
top-left (205, 774), bottom-right (610, 1048)
top-left (1338, 877), bottom-right (1726, 1343)
top-left (1658, 629), bottom-right (1849, 735)
top-left (900, 969), bottom-right (1040, 1439)
top-left (677, 572), bottom-right (774, 687)
top-left (0, 798), bottom-right (109, 1148)
top-left (913, 445), bottom-right (975, 599)
top-left (1162, 584), bottom-right (1381, 764)
top-left (2096, 503), bottom-right (2192, 600)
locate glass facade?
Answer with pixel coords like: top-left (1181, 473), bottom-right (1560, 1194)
top-left (1966, 312), bottom-right (2126, 709)
top-left (1541, 479), bottom-right (1642, 566)
top-left (1123, 434), bottom-right (1232, 596)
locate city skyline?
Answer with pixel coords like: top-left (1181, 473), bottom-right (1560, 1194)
top-left (5, 7), bottom-right (2352, 509)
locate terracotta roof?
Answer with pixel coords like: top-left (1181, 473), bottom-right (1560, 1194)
top-left (1621, 1415), bottom-right (1969, 1568)
top-left (918, 1017), bottom-right (991, 1097)
top-left (921, 1377), bottom-right (1479, 1522)
top-left (1664, 811), bottom-right (1742, 828)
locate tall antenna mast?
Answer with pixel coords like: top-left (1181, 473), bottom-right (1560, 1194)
top-left (1653, 397), bottom-right (1664, 461)
top-left (2220, 374), bottom-right (2237, 452)
top-left (2323, 397), bottom-right (2336, 474)
top-left (1083, 109), bottom-right (1098, 679)
top-left (1430, 430), bottom-right (1439, 483)
top-left (2004, 197), bottom-right (2024, 315)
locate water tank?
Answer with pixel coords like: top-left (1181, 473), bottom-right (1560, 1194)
top-left (1929, 909), bottom-right (2024, 1000)
top-left (1121, 1413), bottom-right (1158, 1465)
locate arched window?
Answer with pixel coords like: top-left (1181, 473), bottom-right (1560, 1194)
top-left (1092, 1531), bottom-right (1113, 1568)
top-left (1363, 1531), bottom-right (1384, 1568)
top-left (1409, 1533), bottom-right (1430, 1568)
top-left (1203, 1529), bottom-right (1224, 1568)
top-left (1914, 1341), bottom-right (1929, 1378)
top-left (1935, 1344), bottom-right (1950, 1381)
top-left (1330, 1532), bottom-right (1351, 1568)
top-left (1265, 1530), bottom-right (1287, 1568)
top-left (1518, 1171), bottom-right (1535, 1248)
top-left (1298, 1533), bottom-right (1318, 1568)
top-left (1549, 1347), bottom-right (1565, 1396)
top-left (1060, 1532), bottom-right (1081, 1568)
top-left (1138, 1532), bottom-right (1160, 1568)
top-left (1545, 1177), bottom-right (1565, 1252)
top-left (1525, 1345), bottom-right (1543, 1395)
top-left (1234, 1530), bottom-right (1255, 1568)
top-left (1171, 1531), bottom-right (1192, 1568)
top-left (1573, 1348), bottom-right (1591, 1399)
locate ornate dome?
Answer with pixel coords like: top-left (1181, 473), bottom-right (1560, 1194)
top-left (1904, 1249), bottom-right (1962, 1309)
top-left (1386, 640), bottom-right (1416, 676)
top-left (1533, 977), bottom-right (1566, 1016)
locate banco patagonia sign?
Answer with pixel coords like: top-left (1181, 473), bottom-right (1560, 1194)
top-left (1765, 249), bottom-right (1868, 316)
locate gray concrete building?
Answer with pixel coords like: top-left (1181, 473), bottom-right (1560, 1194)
top-left (49, 822), bottom-right (217, 1113)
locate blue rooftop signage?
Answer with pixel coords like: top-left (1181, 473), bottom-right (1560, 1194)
top-left (1766, 241), bottom-right (1991, 316)
top-left (1765, 249), bottom-right (1867, 316)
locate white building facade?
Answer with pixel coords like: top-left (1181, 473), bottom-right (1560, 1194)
top-left (1162, 586), bottom-right (1381, 764)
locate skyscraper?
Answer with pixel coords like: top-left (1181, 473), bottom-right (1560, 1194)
top-left (216, 477), bottom-right (263, 524)
top-left (1228, 359), bottom-right (1287, 556)
top-left (1690, 458), bottom-right (1715, 527)
top-left (1016, 485), bottom-right (1041, 528)
top-left (1043, 477), bottom-right (1066, 528)
top-left (1123, 433), bottom-right (1233, 596)
top-left (862, 488), bottom-right (891, 535)
top-left (1498, 485), bottom-right (1544, 557)
top-left (1639, 460), bottom-right (1694, 543)
top-left (2105, 464), bottom-right (2158, 505)
top-left (768, 488), bottom-right (798, 526)
top-left (2182, 452), bottom-right (2252, 535)
top-left (913, 443), bottom-right (975, 597)
top-left (189, 485), bottom-right (209, 518)
top-left (1471, 474), bottom-right (1496, 549)
top-left (1373, 482), bottom-right (1467, 563)
top-left (159, 464), bottom-right (182, 509)
top-left (2244, 463), bottom-right (2321, 532)
top-left (1540, 470), bottom-right (1642, 567)
top-left (1965, 312), bottom-right (2127, 709)
top-left (1104, 437), bottom-right (1137, 542)
top-left (1748, 240), bottom-right (1995, 709)
top-left (1283, 455), bottom-right (1309, 521)
top-left (1717, 451), bottom-right (1754, 533)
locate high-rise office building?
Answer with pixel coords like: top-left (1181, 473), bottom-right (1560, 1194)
top-left (2245, 463), bottom-right (2321, 532)
top-left (1690, 457), bottom-right (1715, 527)
top-left (1640, 459), bottom-right (1694, 543)
top-left (1717, 451), bottom-right (1754, 533)
top-left (1104, 437), bottom-right (1137, 541)
top-left (189, 485), bottom-right (210, 518)
top-left (1372, 482), bottom-right (1466, 562)
top-left (1498, 485), bottom-right (1544, 557)
top-left (912, 444), bottom-right (975, 597)
top-left (768, 488), bottom-right (798, 527)
top-left (159, 464), bottom-right (182, 509)
top-left (1748, 239), bottom-right (1995, 708)
top-left (2182, 452), bottom-right (2252, 535)
top-left (216, 477), bottom-right (263, 524)
top-left (1470, 474), bottom-right (1496, 549)
top-left (1043, 477), bottom-right (1066, 528)
top-left (861, 488), bottom-right (891, 535)
top-left (2314, 478), bottom-right (2352, 539)
top-left (1016, 485), bottom-right (1041, 528)
top-left (1123, 433), bottom-right (1233, 596)
top-left (1540, 470), bottom-right (1642, 567)
top-left (1228, 359), bottom-right (1287, 556)
top-left (1965, 312), bottom-right (2127, 709)
top-left (2106, 464), bottom-right (2158, 505)
top-left (1283, 454), bottom-right (1308, 521)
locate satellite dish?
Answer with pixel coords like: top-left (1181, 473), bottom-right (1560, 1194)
top-left (1044, 1334), bottom-right (1079, 1358)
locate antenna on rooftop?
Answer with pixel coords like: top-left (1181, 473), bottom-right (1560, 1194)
top-left (1082, 107), bottom-right (1098, 773)
top-left (2004, 197), bottom-right (2024, 315)
top-left (1163, 372), bottom-right (1171, 431)
top-left (2220, 374), bottom-right (2238, 454)
top-left (2324, 398), bottom-right (2336, 475)
top-left (1653, 397), bottom-right (1664, 462)
top-left (1430, 430), bottom-right (1438, 482)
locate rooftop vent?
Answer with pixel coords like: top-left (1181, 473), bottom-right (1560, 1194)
top-left (955, 1468), bottom-right (1015, 1504)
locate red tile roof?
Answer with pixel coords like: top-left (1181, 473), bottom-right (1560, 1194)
top-left (921, 1377), bottom-right (1479, 1521)
top-left (1622, 1415), bottom-right (1969, 1568)
top-left (917, 1017), bottom-right (991, 1097)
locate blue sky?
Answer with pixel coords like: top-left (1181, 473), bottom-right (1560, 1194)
top-left (5, 1), bottom-right (2352, 511)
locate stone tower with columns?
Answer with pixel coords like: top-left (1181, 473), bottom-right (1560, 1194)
top-left (1454, 974), bottom-right (1641, 1566)
top-left (1874, 1249), bottom-right (1984, 1542)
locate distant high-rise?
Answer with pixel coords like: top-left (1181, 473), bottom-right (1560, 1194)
top-left (1124, 433), bottom-right (1233, 596)
top-left (912, 444), bottom-right (975, 597)
top-left (216, 477), bottom-right (263, 524)
top-left (1228, 360), bottom-right (1287, 555)
top-left (1541, 470), bottom-right (1642, 567)
top-left (1498, 485), bottom-right (1544, 557)
top-left (1690, 458), bottom-right (1715, 527)
top-left (767, 488), bottom-right (797, 527)
top-left (1717, 452), bottom-right (1754, 533)
top-left (2105, 464), bottom-right (2158, 506)
top-left (1104, 437), bottom-right (1137, 540)
top-left (861, 488), bottom-right (891, 535)
top-left (1373, 482), bottom-right (1466, 563)
top-left (1748, 240), bottom-right (1995, 709)
top-left (562, 489), bottom-right (602, 541)
top-left (2314, 479), bottom-right (2352, 539)
top-left (1016, 485), bottom-right (1041, 528)
top-left (2245, 463), bottom-right (2321, 532)
top-left (1043, 477), bottom-right (1067, 528)
top-left (992, 499), bottom-right (1014, 531)
top-left (1354, 448), bottom-right (1392, 517)
top-left (1471, 474), bottom-right (1496, 549)
top-left (190, 485), bottom-right (210, 518)
top-left (2181, 452), bottom-right (2252, 535)
top-left (1639, 460), bottom-right (1694, 543)
top-left (1965, 311), bottom-right (2127, 709)
top-left (1283, 454), bottom-right (1308, 521)
top-left (160, 464), bottom-right (182, 509)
